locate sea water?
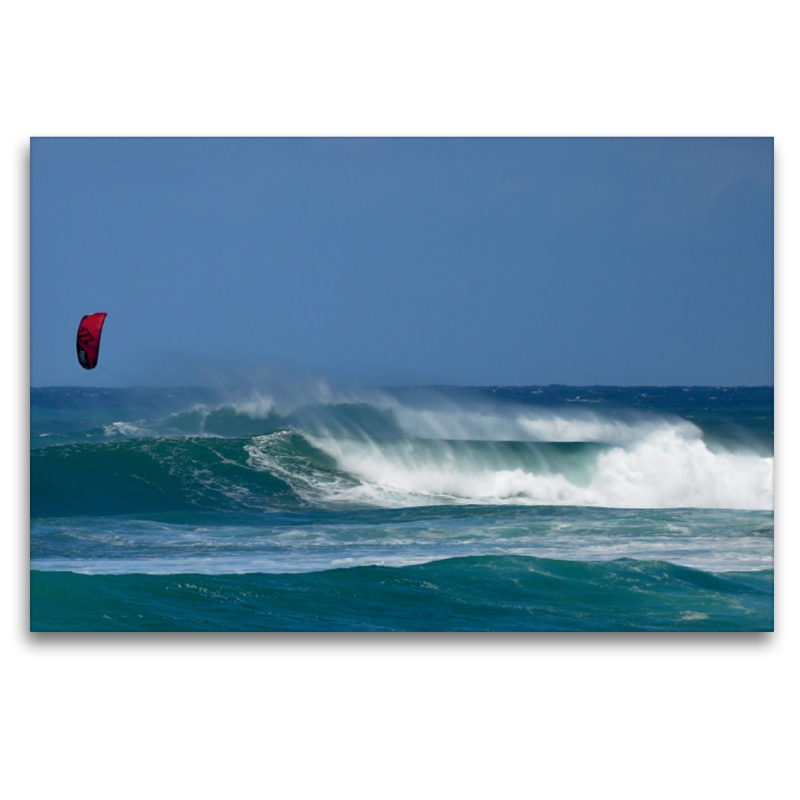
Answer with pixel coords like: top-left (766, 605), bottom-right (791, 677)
top-left (30, 385), bottom-right (773, 631)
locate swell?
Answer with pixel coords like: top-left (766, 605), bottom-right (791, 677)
top-left (30, 435), bottom-right (302, 517)
top-left (30, 556), bottom-right (774, 632)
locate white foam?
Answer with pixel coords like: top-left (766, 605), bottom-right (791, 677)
top-left (297, 423), bottom-right (773, 511)
top-left (103, 421), bottom-right (155, 437)
top-left (31, 504), bottom-right (774, 574)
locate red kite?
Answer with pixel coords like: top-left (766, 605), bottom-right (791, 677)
top-left (76, 312), bottom-right (107, 370)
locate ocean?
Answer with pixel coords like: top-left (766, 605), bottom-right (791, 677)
top-left (30, 384), bottom-right (774, 631)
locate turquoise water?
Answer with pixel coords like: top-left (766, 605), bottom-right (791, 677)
top-left (31, 558), bottom-right (773, 632)
top-left (30, 385), bottom-right (774, 631)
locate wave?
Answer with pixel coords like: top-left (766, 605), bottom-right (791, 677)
top-left (31, 436), bottom-right (299, 517)
top-left (30, 556), bottom-right (774, 632)
top-left (31, 387), bottom-right (774, 514)
top-left (286, 426), bottom-right (772, 510)
top-left (32, 432), bottom-right (773, 520)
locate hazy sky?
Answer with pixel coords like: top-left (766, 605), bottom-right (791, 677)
top-left (30, 137), bottom-right (773, 387)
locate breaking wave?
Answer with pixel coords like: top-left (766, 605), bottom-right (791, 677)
top-left (32, 387), bottom-right (773, 514)
top-left (247, 424), bottom-right (772, 511)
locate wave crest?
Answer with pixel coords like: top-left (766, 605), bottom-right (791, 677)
top-left (243, 421), bottom-right (773, 511)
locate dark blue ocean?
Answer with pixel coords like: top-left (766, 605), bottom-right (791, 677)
top-left (30, 385), bottom-right (773, 631)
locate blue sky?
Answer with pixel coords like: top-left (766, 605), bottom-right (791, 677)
top-left (30, 137), bottom-right (773, 387)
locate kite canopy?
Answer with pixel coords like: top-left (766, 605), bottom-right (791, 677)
top-left (76, 312), bottom-right (107, 370)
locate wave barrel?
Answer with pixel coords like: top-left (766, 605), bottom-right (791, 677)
top-left (76, 312), bottom-right (107, 370)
